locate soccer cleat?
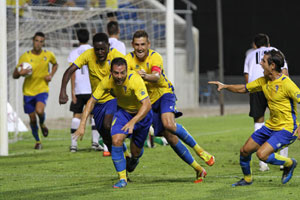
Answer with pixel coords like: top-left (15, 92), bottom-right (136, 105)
top-left (282, 158), bottom-right (297, 184)
top-left (200, 151), bottom-right (215, 166)
top-left (194, 168), bottom-right (207, 183)
top-left (232, 178), bottom-right (253, 187)
top-left (127, 157), bottom-right (139, 173)
top-left (103, 151), bottom-right (111, 157)
top-left (34, 143), bottom-right (42, 150)
top-left (280, 165), bottom-right (284, 171)
top-left (259, 161), bottom-right (270, 172)
top-left (91, 142), bottom-right (104, 151)
top-left (41, 125), bottom-right (49, 137)
top-left (113, 179), bottom-right (127, 188)
top-left (70, 146), bottom-right (77, 153)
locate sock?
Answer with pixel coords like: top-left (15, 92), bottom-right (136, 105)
top-left (103, 144), bottom-right (109, 152)
top-left (171, 139), bottom-right (194, 165)
top-left (91, 118), bottom-right (99, 144)
top-left (123, 143), bottom-right (131, 157)
top-left (71, 118), bottom-right (80, 147)
top-left (254, 122), bottom-right (264, 131)
top-left (30, 123), bottom-right (40, 142)
top-left (266, 153), bottom-right (293, 167)
top-left (190, 160), bottom-right (203, 172)
top-left (111, 145), bottom-right (127, 181)
top-left (174, 123), bottom-right (197, 147)
top-left (240, 155), bottom-right (252, 182)
top-left (38, 113), bottom-right (46, 126)
top-left (280, 147), bottom-right (288, 157)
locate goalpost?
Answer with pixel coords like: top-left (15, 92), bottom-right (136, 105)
top-left (3, 0), bottom-right (198, 155)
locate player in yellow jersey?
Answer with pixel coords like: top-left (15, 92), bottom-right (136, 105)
top-left (59, 33), bottom-right (125, 156)
top-left (73, 57), bottom-right (152, 188)
top-left (13, 32), bottom-right (58, 150)
top-left (209, 49), bottom-right (299, 186)
top-left (126, 30), bottom-right (215, 183)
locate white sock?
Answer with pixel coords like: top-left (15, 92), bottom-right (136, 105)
top-left (103, 143), bottom-right (109, 152)
top-left (71, 118), bottom-right (80, 147)
top-left (254, 122), bottom-right (264, 131)
top-left (91, 118), bottom-right (99, 144)
top-left (280, 147), bottom-right (288, 157)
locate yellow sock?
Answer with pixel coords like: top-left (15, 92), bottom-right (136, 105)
top-left (190, 160), bottom-right (203, 171)
top-left (118, 170), bottom-right (127, 182)
top-left (193, 144), bottom-right (204, 155)
top-left (244, 174), bottom-right (252, 183)
top-left (274, 153), bottom-right (293, 167)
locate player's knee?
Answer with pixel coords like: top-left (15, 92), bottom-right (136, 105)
top-left (256, 150), bottom-right (267, 161)
top-left (240, 147), bottom-right (250, 157)
top-left (163, 121), bottom-right (176, 132)
top-left (112, 136), bottom-right (124, 146)
top-left (163, 131), bottom-right (178, 146)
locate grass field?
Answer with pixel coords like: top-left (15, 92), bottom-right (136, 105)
top-left (1, 113), bottom-right (300, 200)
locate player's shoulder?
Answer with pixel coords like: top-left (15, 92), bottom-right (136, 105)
top-left (149, 49), bottom-right (162, 58)
top-left (125, 52), bottom-right (135, 60)
top-left (127, 70), bottom-right (140, 81)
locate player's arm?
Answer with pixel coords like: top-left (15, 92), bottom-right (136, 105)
top-left (12, 64), bottom-right (31, 79)
top-left (45, 63), bottom-right (58, 82)
top-left (208, 81), bottom-right (247, 93)
top-left (122, 97), bottom-right (151, 134)
top-left (59, 64), bottom-right (78, 104)
top-left (244, 73), bottom-right (249, 83)
top-left (73, 97), bottom-right (97, 141)
top-left (138, 67), bottom-right (160, 82)
top-left (71, 71), bottom-right (77, 104)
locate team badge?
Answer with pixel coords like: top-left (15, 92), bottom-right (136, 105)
top-left (141, 90), bottom-right (145, 96)
top-left (296, 92), bottom-right (300, 99)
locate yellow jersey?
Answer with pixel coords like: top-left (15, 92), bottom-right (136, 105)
top-left (92, 70), bottom-right (149, 113)
top-left (246, 75), bottom-right (300, 132)
top-left (17, 50), bottom-right (57, 96)
top-left (125, 49), bottom-right (173, 104)
top-left (73, 48), bottom-right (124, 103)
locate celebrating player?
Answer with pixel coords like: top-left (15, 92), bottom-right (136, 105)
top-left (13, 32), bottom-right (58, 150)
top-left (209, 49), bottom-right (299, 186)
top-left (73, 57), bottom-right (152, 188)
top-left (126, 30), bottom-right (215, 183)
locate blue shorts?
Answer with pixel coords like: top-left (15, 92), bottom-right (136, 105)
top-left (111, 108), bottom-right (153, 148)
top-left (92, 99), bottom-right (117, 132)
top-left (152, 93), bottom-right (181, 136)
top-left (23, 93), bottom-right (48, 114)
top-left (251, 126), bottom-right (297, 151)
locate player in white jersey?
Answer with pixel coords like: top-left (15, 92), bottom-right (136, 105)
top-left (243, 33), bottom-right (289, 171)
top-left (107, 21), bottom-right (126, 55)
top-left (68, 29), bottom-right (104, 152)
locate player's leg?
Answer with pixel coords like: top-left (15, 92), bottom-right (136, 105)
top-left (35, 93), bottom-right (49, 137)
top-left (24, 95), bottom-right (41, 149)
top-left (257, 129), bottom-right (297, 184)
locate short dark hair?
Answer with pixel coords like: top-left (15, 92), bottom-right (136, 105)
top-left (93, 33), bottom-right (109, 44)
top-left (253, 33), bottom-right (270, 48)
top-left (77, 29), bottom-right (89, 43)
top-left (33, 32), bottom-right (45, 40)
top-left (264, 49), bottom-right (285, 72)
top-left (107, 21), bottom-right (119, 36)
top-left (111, 57), bottom-right (127, 72)
top-left (132, 30), bottom-right (149, 42)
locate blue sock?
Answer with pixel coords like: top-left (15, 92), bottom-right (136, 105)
top-left (174, 124), bottom-right (197, 147)
top-left (266, 153), bottom-right (285, 165)
top-left (112, 145), bottom-right (126, 172)
top-left (171, 139), bottom-right (194, 165)
top-left (30, 123), bottom-right (40, 142)
top-left (38, 113), bottom-right (46, 125)
top-left (240, 155), bottom-right (252, 175)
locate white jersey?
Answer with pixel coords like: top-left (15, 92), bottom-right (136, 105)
top-left (244, 46), bottom-right (288, 83)
top-left (109, 37), bottom-right (126, 55)
top-left (67, 44), bottom-right (92, 95)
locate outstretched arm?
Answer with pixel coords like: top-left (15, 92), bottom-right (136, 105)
top-left (208, 81), bottom-right (247, 93)
top-left (138, 70), bottom-right (160, 83)
top-left (73, 97), bottom-right (97, 141)
top-left (59, 64), bottom-right (78, 104)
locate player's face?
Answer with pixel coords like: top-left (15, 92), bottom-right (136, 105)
top-left (111, 64), bottom-right (127, 85)
top-left (32, 36), bottom-right (45, 52)
top-left (94, 41), bottom-right (109, 62)
top-left (132, 37), bottom-right (150, 61)
top-left (260, 55), bottom-right (273, 77)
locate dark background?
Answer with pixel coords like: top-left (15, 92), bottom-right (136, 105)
top-left (174, 0), bottom-right (300, 75)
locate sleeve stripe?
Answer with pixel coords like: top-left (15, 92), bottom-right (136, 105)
top-left (139, 96), bottom-right (149, 102)
top-left (92, 94), bottom-right (99, 101)
top-left (73, 63), bottom-right (80, 69)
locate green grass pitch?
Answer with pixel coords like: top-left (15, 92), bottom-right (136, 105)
top-left (1, 113), bottom-right (300, 200)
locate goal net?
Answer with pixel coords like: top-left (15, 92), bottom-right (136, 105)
top-left (6, 0), bottom-right (198, 142)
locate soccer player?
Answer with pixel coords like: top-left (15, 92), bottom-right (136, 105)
top-left (13, 32), bottom-right (58, 149)
top-left (209, 49), bottom-right (299, 186)
top-left (73, 57), bottom-right (152, 188)
top-left (244, 33), bottom-right (289, 171)
top-left (67, 29), bottom-right (104, 152)
top-left (126, 30), bottom-right (215, 183)
top-left (107, 21), bottom-right (126, 55)
top-left (59, 32), bottom-right (125, 156)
